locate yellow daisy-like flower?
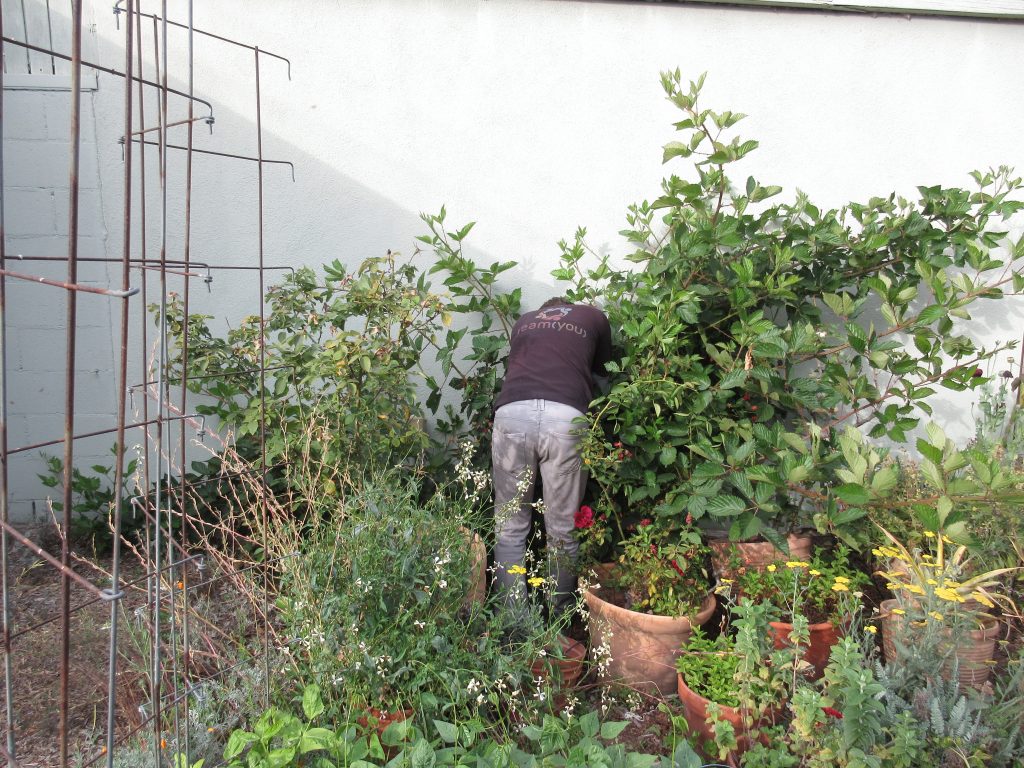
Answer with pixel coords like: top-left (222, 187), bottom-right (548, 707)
top-left (831, 582), bottom-right (849, 592)
top-left (891, 608), bottom-right (906, 615)
top-left (923, 530), bottom-right (936, 538)
top-left (928, 611), bottom-right (944, 622)
top-left (507, 565), bottom-right (528, 575)
top-left (885, 582), bottom-right (903, 591)
top-left (720, 578), bottom-right (734, 584)
top-left (941, 535), bottom-right (954, 545)
top-left (903, 584), bottom-right (925, 595)
top-left (766, 564), bottom-right (777, 572)
top-left (926, 578), bottom-right (938, 586)
top-left (943, 579), bottom-right (961, 588)
top-left (809, 569), bottom-right (821, 576)
top-left (528, 576), bottom-right (545, 588)
top-left (935, 587), bottom-right (965, 603)
top-left (834, 576), bottom-right (850, 584)
top-left (786, 561), bottom-right (809, 569)
top-left (971, 591), bottom-right (996, 609)
top-left (865, 625), bottom-right (877, 634)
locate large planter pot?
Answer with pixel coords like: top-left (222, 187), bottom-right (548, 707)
top-left (584, 583), bottom-right (716, 697)
top-left (879, 598), bottom-right (1000, 690)
top-left (676, 673), bottom-right (757, 765)
top-left (709, 533), bottom-right (813, 581)
top-left (768, 619), bottom-right (841, 679)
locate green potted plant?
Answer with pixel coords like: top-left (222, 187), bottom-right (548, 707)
top-left (552, 71), bottom-right (1024, 559)
top-left (582, 519), bottom-right (715, 696)
top-left (674, 601), bottom-right (787, 764)
top-left (732, 546), bottom-right (870, 678)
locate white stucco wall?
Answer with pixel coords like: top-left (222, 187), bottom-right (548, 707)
top-left (5, 0), bottom-right (1024, 517)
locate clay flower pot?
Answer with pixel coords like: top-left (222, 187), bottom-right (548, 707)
top-left (676, 673), bottom-right (758, 763)
top-left (531, 634), bottom-right (587, 689)
top-left (768, 619), bottom-right (841, 679)
top-left (709, 533), bottom-right (813, 581)
top-left (585, 580), bottom-right (715, 696)
top-left (879, 598), bottom-right (1000, 690)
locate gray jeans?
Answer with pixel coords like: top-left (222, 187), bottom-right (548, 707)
top-left (492, 399), bottom-right (587, 622)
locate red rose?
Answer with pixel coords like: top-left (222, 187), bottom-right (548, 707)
top-left (574, 505), bottom-right (594, 529)
top-left (822, 707), bottom-right (843, 720)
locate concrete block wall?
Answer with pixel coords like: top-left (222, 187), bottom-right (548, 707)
top-left (3, 79), bottom-right (116, 522)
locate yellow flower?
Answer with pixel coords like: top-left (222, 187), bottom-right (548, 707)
top-left (831, 583), bottom-right (849, 592)
top-left (834, 576), bottom-right (850, 584)
top-left (865, 625), bottom-right (877, 634)
top-left (923, 530), bottom-right (936, 538)
top-left (941, 535), bottom-right (954, 544)
top-left (943, 579), bottom-right (961, 588)
top-left (935, 587), bottom-right (965, 603)
top-left (528, 576), bottom-right (545, 588)
top-left (971, 591), bottom-right (996, 609)
top-left (928, 611), bottom-right (944, 622)
top-left (903, 584), bottom-right (925, 595)
top-left (891, 608), bottom-right (906, 615)
top-left (786, 561), bottom-right (809, 569)
top-left (809, 569), bottom-right (822, 576)
top-left (885, 582), bottom-right (903, 591)
top-left (926, 578), bottom-right (938, 586)
top-left (720, 578), bottom-right (734, 584)
top-left (507, 565), bottom-right (527, 575)
top-left (767, 564), bottom-right (777, 572)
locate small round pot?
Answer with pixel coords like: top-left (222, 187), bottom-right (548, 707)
top-left (768, 619), bottom-right (841, 679)
top-left (584, 584), bottom-right (716, 697)
top-left (531, 635), bottom-right (587, 690)
top-left (879, 598), bottom-right (1000, 690)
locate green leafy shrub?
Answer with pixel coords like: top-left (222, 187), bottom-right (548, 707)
top-left (553, 71), bottom-right (1024, 551)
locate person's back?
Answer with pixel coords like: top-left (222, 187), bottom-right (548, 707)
top-left (491, 298), bottom-right (611, 625)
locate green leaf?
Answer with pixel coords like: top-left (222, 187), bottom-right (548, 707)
top-left (834, 483), bottom-right (870, 505)
top-left (302, 685), bottom-right (325, 721)
top-left (707, 494), bottom-right (746, 517)
top-left (434, 720), bottom-right (459, 744)
top-left (659, 445), bottom-right (678, 466)
top-left (223, 731), bottom-right (257, 760)
top-left (600, 721), bottom-right (629, 740)
top-left (410, 738), bottom-right (436, 768)
top-left (299, 727), bottom-right (336, 754)
top-left (579, 711), bottom-right (600, 739)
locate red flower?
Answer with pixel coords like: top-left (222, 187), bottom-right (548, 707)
top-left (574, 505), bottom-right (594, 529)
top-left (973, 368), bottom-right (983, 378)
top-left (639, 518), bottom-right (652, 527)
top-left (685, 513), bottom-right (694, 525)
top-left (822, 707), bottom-right (843, 720)
top-left (669, 559), bottom-right (684, 576)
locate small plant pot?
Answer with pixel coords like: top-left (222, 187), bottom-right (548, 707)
top-left (676, 673), bottom-right (758, 763)
top-left (584, 582), bottom-right (715, 697)
top-left (531, 635), bottom-right (587, 690)
top-left (879, 598), bottom-right (1000, 690)
top-left (357, 707), bottom-right (414, 758)
top-left (768, 619), bottom-right (841, 679)
top-left (708, 534), bottom-right (812, 583)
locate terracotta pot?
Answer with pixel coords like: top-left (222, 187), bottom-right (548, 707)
top-left (461, 527), bottom-right (487, 611)
top-left (676, 673), bottom-right (757, 764)
top-left (879, 598), bottom-right (1000, 690)
top-left (768, 619), bottom-right (841, 679)
top-left (584, 583), bottom-right (716, 696)
top-left (709, 533), bottom-right (813, 581)
top-left (357, 706), bottom-right (413, 757)
top-left (531, 635), bottom-right (587, 690)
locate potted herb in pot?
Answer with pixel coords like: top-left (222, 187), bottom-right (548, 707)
top-left (733, 545), bottom-right (870, 679)
top-left (675, 601), bottom-right (785, 764)
top-left (582, 519), bottom-right (715, 696)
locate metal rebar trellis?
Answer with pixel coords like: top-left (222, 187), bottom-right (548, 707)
top-left (0, 1), bottom-right (292, 765)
